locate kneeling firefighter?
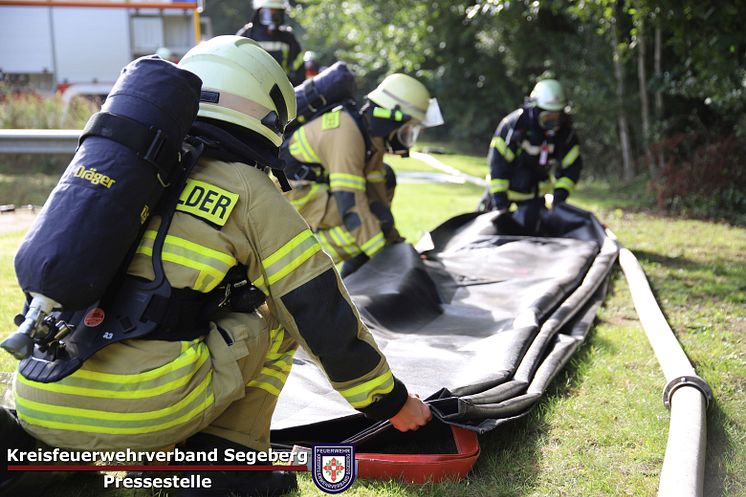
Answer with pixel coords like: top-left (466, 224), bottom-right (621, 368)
top-left (1, 36), bottom-right (432, 496)
top-left (479, 79), bottom-right (583, 236)
top-left (281, 72), bottom-right (444, 276)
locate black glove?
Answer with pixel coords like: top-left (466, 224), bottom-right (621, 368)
top-left (340, 253), bottom-right (370, 278)
top-left (552, 188), bottom-right (569, 204)
top-left (492, 192), bottom-right (509, 212)
top-left (491, 209), bottom-right (522, 235)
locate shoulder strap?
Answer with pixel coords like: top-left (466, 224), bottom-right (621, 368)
top-left (80, 111), bottom-right (182, 187)
top-left (346, 104), bottom-right (374, 161)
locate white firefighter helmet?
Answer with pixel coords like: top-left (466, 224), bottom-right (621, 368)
top-left (178, 36), bottom-right (296, 147)
top-left (529, 79), bottom-right (566, 112)
top-left (367, 73), bottom-right (444, 127)
top-left (252, 0), bottom-right (289, 9)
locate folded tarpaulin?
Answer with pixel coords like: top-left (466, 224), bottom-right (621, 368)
top-left (271, 204), bottom-right (620, 446)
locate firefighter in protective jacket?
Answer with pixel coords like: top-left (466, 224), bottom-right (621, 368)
top-left (282, 73), bottom-right (444, 276)
top-left (481, 79), bottom-right (583, 235)
top-left (236, 0), bottom-right (304, 85)
top-left (3, 37), bottom-right (431, 496)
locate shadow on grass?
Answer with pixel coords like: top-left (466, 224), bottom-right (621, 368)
top-left (703, 397), bottom-right (741, 497)
top-left (633, 249), bottom-right (746, 305)
top-left (576, 177), bottom-right (653, 212)
top-left (467, 324), bottom-right (612, 497)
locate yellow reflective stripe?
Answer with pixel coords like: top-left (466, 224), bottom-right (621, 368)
top-left (290, 183), bottom-right (327, 210)
top-left (360, 232), bottom-right (385, 257)
top-left (291, 50), bottom-right (304, 71)
top-left (281, 45), bottom-right (289, 71)
top-left (329, 172), bottom-right (366, 191)
top-left (489, 178), bottom-right (509, 193)
top-left (520, 140), bottom-right (542, 155)
top-left (261, 229), bottom-right (314, 271)
top-left (337, 226), bottom-right (356, 245)
top-left (253, 277), bottom-right (269, 296)
top-left (555, 177), bottom-right (576, 192)
top-left (17, 370), bottom-right (211, 423)
top-left (561, 145), bottom-right (580, 168)
top-left (288, 142), bottom-right (304, 158)
top-left (62, 340), bottom-right (205, 385)
top-left (539, 179), bottom-right (554, 195)
top-left (17, 346), bottom-right (210, 399)
top-left (507, 190), bottom-right (537, 201)
top-left (260, 229), bottom-right (321, 287)
top-left (316, 232), bottom-right (342, 263)
top-left (256, 367), bottom-right (289, 383)
top-left (136, 230), bottom-right (156, 252)
top-left (293, 127), bottom-right (321, 163)
top-left (17, 372), bottom-right (214, 435)
top-left (328, 227), bottom-right (357, 256)
top-left (136, 231), bottom-right (236, 293)
top-left (246, 379), bottom-right (282, 396)
top-left (490, 136), bottom-right (515, 162)
top-left (247, 367), bottom-right (287, 395)
top-left (339, 370), bottom-right (395, 408)
top-left (267, 352), bottom-right (294, 372)
top-left (246, 329), bottom-right (295, 396)
top-left (366, 170), bottom-right (386, 183)
top-left (268, 326), bottom-right (284, 356)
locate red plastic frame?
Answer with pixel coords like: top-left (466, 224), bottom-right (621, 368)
top-left (356, 425), bottom-right (481, 484)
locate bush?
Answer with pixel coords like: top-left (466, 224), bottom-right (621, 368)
top-left (0, 85), bottom-right (99, 176)
top-left (0, 84), bottom-right (98, 129)
top-left (649, 133), bottom-right (746, 224)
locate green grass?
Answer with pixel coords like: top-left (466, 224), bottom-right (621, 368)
top-left (0, 151), bottom-right (744, 496)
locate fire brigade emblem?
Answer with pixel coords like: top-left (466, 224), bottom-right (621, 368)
top-left (311, 444), bottom-right (356, 493)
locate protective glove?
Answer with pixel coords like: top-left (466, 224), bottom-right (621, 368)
top-left (340, 253), bottom-right (370, 278)
top-left (491, 208), bottom-right (522, 235)
top-left (552, 188), bottom-right (569, 205)
top-left (491, 192), bottom-right (509, 212)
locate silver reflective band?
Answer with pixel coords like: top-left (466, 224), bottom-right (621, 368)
top-left (200, 88), bottom-right (274, 122)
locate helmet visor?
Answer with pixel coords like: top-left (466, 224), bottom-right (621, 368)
top-left (396, 123), bottom-right (423, 148)
top-left (538, 110), bottom-right (561, 131)
top-left (422, 98), bottom-right (444, 128)
top-left (259, 8), bottom-right (285, 26)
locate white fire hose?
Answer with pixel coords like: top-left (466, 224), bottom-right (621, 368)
top-left (616, 242), bottom-right (713, 497)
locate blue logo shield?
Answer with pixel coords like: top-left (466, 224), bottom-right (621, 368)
top-left (311, 444), bottom-right (356, 493)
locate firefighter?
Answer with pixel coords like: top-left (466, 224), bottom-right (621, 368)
top-left (479, 79), bottom-right (583, 235)
top-left (303, 50), bottom-right (320, 80)
top-left (282, 73), bottom-right (444, 276)
top-left (1, 36), bottom-right (431, 496)
top-left (236, 0), bottom-right (304, 85)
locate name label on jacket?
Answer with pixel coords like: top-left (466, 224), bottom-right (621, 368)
top-left (176, 179), bottom-right (238, 227)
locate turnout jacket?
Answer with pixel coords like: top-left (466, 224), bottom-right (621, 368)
top-left (283, 107), bottom-right (398, 263)
top-left (15, 151), bottom-right (407, 449)
top-left (488, 107), bottom-right (582, 210)
top-left (236, 23), bottom-right (303, 85)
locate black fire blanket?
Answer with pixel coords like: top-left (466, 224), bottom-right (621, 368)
top-left (271, 204), bottom-right (619, 446)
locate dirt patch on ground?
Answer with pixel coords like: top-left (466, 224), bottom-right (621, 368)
top-left (0, 208), bottom-right (39, 234)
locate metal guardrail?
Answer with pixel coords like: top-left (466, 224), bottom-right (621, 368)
top-left (0, 129), bottom-right (80, 154)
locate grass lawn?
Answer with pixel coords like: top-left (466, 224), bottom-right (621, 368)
top-left (0, 150), bottom-right (744, 496)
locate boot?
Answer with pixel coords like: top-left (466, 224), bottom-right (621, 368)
top-left (0, 408), bottom-right (37, 493)
top-left (176, 433), bottom-right (297, 497)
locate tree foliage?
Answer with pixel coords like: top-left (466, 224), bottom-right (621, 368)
top-left (204, 0), bottom-right (746, 220)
